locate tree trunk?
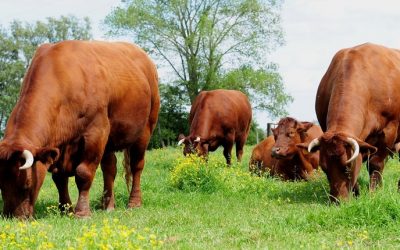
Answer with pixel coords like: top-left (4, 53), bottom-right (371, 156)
top-left (157, 122), bottom-right (165, 148)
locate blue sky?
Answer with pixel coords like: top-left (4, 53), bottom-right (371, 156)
top-left (1, 0), bottom-right (400, 128)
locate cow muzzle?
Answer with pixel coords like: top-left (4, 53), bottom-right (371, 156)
top-left (271, 147), bottom-right (294, 159)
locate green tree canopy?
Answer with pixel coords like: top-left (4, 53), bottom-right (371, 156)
top-left (105, 0), bottom-right (292, 118)
top-left (0, 16), bottom-right (92, 137)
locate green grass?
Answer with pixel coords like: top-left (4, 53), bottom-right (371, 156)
top-left (1, 146), bottom-right (400, 249)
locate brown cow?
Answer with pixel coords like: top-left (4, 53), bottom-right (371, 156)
top-left (249, 117), bottom-right (322, 180)
top-left (178, 89), bottom-right (252, 165)
top-left (0, 40), bottom-right (160, 218)
top-left (308, 43), bottom-right (400, 201)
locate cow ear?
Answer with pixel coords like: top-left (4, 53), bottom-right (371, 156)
top-left (296, 142), bottom-right (309, 150)
top-left (297, 122), bottom-right (314, 132)
top-left (355, 139), bottom-right (378, 155)
top-left (36, 148), bottom-right (60, 165)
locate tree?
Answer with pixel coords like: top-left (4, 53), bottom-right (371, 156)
top-left (0, 16), bottom-right (92, 137)
top-left (105, 0), bottom-right (292, 148)
top-left (105, 0), bottom-right (292, 116)
top-left (149, 84), bottom-right (190, 148)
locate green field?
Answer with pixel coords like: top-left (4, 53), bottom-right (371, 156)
top-left (1, 146), bottom-right (400, 249)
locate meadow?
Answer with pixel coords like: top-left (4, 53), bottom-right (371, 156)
top-left (1, 146), bottom-right (400, 249)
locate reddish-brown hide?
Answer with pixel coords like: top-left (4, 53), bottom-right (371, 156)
top-left (311, 43), bottom-right (400, 201)
top-left (249, 117), bottom-right (322, 180)
top-left (178, 89), bottom-right (252, 165)
top-left (0, 41), bottom-right (160, 218)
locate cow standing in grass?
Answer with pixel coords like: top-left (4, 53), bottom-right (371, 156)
top-left (249, 117), bottom-right (322, 180)
top-left (0, 41), bottom-right (160, 218)
top-left (308, 43), bottom-right (400, 201)
top-left (178, 89), bottom-right (252, 165)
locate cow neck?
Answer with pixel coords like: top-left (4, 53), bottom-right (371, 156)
top-left (190, 109), bottom-right (212, 140)
top-left (325, 85), bottom-right (367, 140)
top-left (6, 89), bottom-right (69, 150)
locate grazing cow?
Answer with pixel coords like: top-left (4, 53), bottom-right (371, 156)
top-left (308, 43), bottom-right (400, 201)
top-left (0, 40), bottom-right (160, 218)
top-left (178, 89), bottom-right (252, 164)
top-left (249, 117), bottom-right (322, 180)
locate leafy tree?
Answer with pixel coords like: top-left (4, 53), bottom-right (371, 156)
top-left (105, 0), bottom-right (292, 115)
top-left (218, 64), bottom-right (292, 117)
top-left (106, 0), bottom-right (292, 147)
top-left (0, 16), bottom-right (92, 137)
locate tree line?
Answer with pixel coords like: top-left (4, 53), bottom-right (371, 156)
top-left (0, 0), bottom-right (292, 148)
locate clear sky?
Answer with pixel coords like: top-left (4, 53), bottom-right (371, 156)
top-left (1, 0), bottom-right (400, 128)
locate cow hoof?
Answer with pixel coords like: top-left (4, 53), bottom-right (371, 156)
top-left (74, 210), bottom-right (91, 218)
top-left (104, 206), bottom-right (115, 212)
top-left (127, 201), bottom-right (142, 208)
top-left (102, 197), bottom-right (115, 211)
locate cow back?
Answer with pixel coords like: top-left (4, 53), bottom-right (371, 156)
top-left (5, 40), bottom-right (159, 151)
top-left (189, 89), bottom-right (252, 140)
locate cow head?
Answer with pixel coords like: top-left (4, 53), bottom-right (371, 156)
top-left (0, 143), bottom-right (59, 218)
top-left (307, 132), bottom-right (377, 202)
top-left (177, 134), bottom-right (209, 158)
top-left (271, 117), bottom-right (314, 159)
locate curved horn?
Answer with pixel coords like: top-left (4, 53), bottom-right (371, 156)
top-left (345, 137), bottom-right (360, 164)
top-left (308, 138), bottom-right (320, 152)
top-left (20, 150), bottom-right (34, 170)
top-left (194, 137), bottom-right (201, 142)
top-left (177, 138), bottom-right (185, 146)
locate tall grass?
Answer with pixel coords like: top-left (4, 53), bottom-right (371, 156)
top-left (0, 146), bottom-right (400, 249)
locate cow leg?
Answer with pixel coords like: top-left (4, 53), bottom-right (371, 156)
top-left (223, 142), bottom-right (234, 165)
top-left (368, 123), bottom-right (396, 191)
top-left (127, 131), bottom-right (151, 208)
top-left (52, 172), bottom-right (72, 213)
top-left (74, 116), bottom-right (109, 218)
top-left (352, 182), bottom-right (360, 196)
top-left (235, 137), bottom-right (246, 162)
top-left (368, 153), bottom-right (387, 191)
top-left (101, 152), bottom-right (117, 211)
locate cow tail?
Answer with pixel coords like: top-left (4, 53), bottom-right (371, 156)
top-left (123, 149), bottom-right (132, 193)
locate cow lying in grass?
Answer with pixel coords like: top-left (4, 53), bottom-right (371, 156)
top-left (249, 117), bottom-right (322, 180)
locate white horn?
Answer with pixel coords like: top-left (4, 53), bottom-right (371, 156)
top-left (308, 138), bottom-right (320, 152)
top-left (177, 138), bottom-right (185, 146)
top-left (20, 150), bottom-right (34, 170)
top-left (194, 137), bottom-right (200, 142)
top-left (345, 137), bottom-right (360, 164)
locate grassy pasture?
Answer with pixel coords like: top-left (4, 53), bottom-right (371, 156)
top-left (1, 146), bottom-right (400, 249)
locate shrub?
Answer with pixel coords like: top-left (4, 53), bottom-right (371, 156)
top-left (169, 155), bottom-right (268, 194)
top-left (169, 155), bottom-right (221, 193)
